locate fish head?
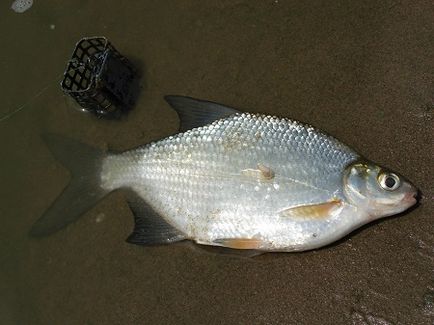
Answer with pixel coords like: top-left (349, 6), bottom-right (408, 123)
top-left (343, 161), bottom-right (418, 219)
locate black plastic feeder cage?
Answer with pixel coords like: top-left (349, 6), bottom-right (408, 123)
top-left (61, 37), bottom-right (138, 118)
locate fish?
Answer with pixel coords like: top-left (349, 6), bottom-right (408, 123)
top-left (30, 96), bottom-right (419, 253)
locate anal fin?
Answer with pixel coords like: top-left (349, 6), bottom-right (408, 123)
top-left (124, 190), bottom-right (186, 246)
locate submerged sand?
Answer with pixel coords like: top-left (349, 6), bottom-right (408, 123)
top-left (0, 1), bottom-right (433, 324)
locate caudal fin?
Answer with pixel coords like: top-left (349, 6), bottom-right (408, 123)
top-left (29, 134), bottom-right (110, 237)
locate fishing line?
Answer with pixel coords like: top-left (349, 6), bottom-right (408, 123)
top-left (0, 76), bottom-right (62, 123)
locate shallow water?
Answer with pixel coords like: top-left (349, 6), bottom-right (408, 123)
top-left (1, 1), bottom-right (433, 324)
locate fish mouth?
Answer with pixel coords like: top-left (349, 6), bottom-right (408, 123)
top-left (403, 190), bottom-right (419, 206)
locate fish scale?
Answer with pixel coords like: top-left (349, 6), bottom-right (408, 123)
top-left (101, 112), bottom-right (359, 249)
top-left (31, 96), bottom-right (417, 252)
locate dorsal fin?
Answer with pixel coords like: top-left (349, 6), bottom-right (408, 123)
top-left (164, 95), bottom-right (240, 132)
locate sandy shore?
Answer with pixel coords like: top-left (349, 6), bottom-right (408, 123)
top-left (0, 1), bottom-right (433, 324)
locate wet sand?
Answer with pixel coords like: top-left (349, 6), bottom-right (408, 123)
top-left (0, 1), bottom-right (433, 324)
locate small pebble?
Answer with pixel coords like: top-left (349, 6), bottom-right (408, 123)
top-left (11, 0), bottom-right (33, 13)
top-left (95, 213), bottom-right (106, 223)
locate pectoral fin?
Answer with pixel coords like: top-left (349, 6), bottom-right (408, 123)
top-left (280, 200), bottom-right (343, 219)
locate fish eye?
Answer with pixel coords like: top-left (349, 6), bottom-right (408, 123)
top-left (378, 172), bottom-right (400, 191)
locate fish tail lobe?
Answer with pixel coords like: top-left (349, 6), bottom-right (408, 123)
top-left (29, 134), bottom-right (110, 237)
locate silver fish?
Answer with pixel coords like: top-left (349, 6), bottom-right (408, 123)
top-left (31, 96), bottom-right (418, 252)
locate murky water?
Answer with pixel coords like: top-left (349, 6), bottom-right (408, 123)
top-left (1, 1), bottom-right (433, 324)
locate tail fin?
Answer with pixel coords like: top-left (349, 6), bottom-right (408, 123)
top-left (29, 134), bottom-right (109, 237)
